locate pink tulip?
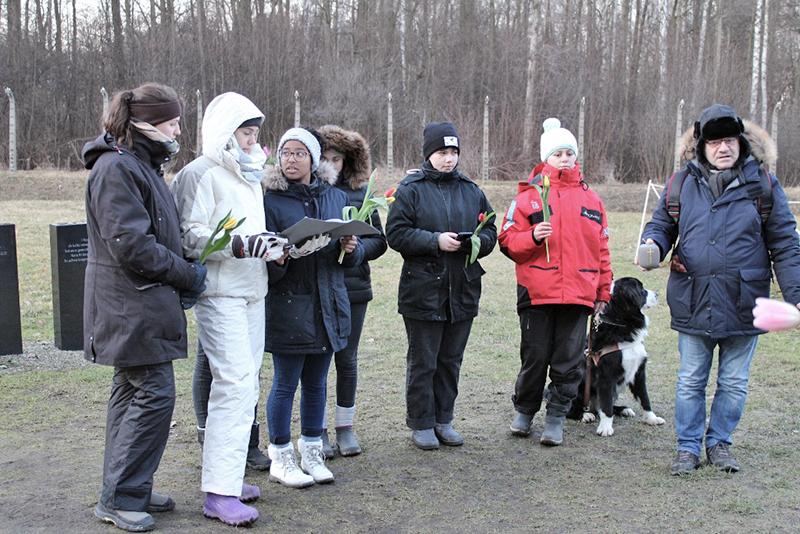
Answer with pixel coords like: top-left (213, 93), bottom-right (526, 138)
top-left (752, 297), bottom-right (800, 332)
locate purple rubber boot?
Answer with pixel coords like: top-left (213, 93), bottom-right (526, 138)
top-left (203, 493), bottom-right (259, 527)
top-left (239, 482), bottom-right (261, 503)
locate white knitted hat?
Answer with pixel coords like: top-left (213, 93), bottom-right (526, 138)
top-left (539, 118), bottom-right (578, 162)
top-left (278, 127), bottom-right (321, 171)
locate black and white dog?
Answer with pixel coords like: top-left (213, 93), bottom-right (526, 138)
top-left (567, 277), bottom-right (665, 436)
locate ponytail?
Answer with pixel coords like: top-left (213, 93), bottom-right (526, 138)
top-left (104, 90), bottom-right (134, 147)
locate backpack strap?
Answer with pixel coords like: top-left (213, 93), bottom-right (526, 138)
top-left (756, 165), bottom-right (773, 224)
top-left (665, 168), bottom-right (690, 223)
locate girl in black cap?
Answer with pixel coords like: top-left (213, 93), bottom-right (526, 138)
top-left (386, 122), bottom-right (497, 450)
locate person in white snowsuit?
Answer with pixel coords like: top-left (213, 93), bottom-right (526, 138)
top-left (171, 92), bottom-right (287, 526)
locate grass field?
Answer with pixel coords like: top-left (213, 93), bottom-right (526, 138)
top-left (1, 176), bottom-right (799, 532)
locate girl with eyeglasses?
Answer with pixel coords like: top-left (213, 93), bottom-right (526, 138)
top-left (262, 127), bottom-right (364, 487)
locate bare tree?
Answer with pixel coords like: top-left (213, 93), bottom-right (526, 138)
top-left (749, 0), bottom-right (763, 119)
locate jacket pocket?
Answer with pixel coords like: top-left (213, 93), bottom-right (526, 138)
top-left (667, 271), bottom-right (694, 322)
top-left (739, 268), bottom-right (771, 322)
top-left (576, 268), bottom-right (599, 302)
top-left (268, 293), bottom-right (316, 345)
top-left (333, 290), bottom-right (352, 341)
top-left (398, 264), bottom-right (446, 313)
top-left (460, 261), bottom-right (486, 312)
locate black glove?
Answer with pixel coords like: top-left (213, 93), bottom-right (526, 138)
top-left (180, 262), bottom-right (208, 310)
top-left (232, 232), bottom-right (289, 260)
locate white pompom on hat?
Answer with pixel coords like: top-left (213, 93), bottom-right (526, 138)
top-left (539, 118), bottom-right (579, 162)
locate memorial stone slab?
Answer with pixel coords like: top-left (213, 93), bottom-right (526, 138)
top-left (50, 223), bottom-right (88, 351)
top-left (0, 224), bottom-right (23, 355)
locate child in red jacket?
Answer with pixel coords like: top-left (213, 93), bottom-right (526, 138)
top-left (498, 118), bottom-right (612, 446)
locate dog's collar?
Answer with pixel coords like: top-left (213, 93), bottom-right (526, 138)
top-left (593, 313), bottom-right (627, 330)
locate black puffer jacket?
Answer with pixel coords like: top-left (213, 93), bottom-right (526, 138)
top-left (263, 162), bottom-right (366, 354)
top-left (82, 133), bottom-right (197, 367)
top-left (386, 161), bottom-right (497, 322)
top-left (320, 124), bottom-right (387, 304)
top-left (336, 184), bottom-right (388, 303)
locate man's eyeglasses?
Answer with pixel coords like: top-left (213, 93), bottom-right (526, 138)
top-left (279, 149), bottom-right (309, 161)
top-left (706, 137), bottom-right (739, 148)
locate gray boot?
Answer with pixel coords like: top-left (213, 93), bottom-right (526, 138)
top-left (510, 411), bottom-right (533, 436)
top-left (335, 427), bottom-right (362, 456)
top-left (411, 429), bottom-right (440, 450)
top-left (540, 415), bottom-right (565, 446)
top-left (320, 429), bottom-right (335, 459)
top-left (434, 423), bottom-right (464, 446)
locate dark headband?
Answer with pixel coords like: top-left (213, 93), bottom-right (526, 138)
top-left (130, 100), bottom-right (182, 125)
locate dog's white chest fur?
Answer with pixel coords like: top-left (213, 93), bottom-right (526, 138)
top-left (617, 321), bottom-right (648, 385)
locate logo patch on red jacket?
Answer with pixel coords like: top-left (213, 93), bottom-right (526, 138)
top-left (580, 207), bottom-right (602, 224)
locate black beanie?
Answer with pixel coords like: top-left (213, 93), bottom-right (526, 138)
top-left (423, 122), bottom-right (460, 160)
top-left (238, 117), bottom-right (263, 129)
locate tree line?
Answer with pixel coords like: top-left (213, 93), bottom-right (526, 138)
top-left (1, 0), bottom-right (799, 184)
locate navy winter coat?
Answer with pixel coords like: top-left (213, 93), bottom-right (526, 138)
top-left (643, 155), bottom-right (800, 338)
top-left (386, 162), bottom-right (497, 322)
top-left (263, 162), bottom-right (365, 355)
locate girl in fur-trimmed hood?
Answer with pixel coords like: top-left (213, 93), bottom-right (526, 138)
top-left (314, 124), bottom-right (388, 458)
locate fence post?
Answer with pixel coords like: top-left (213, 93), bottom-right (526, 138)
top-left (100, 87), bottom-right (109, 122)
top-left (673, 99), bottom-right (685, 172)
top-left (4, 88), bottom-right (16, 172)
top-left (294, 91), bottom-right (300, 127)
top-left (482, 95), bottom-right (489, 183)
top-left (196, 90), bottom-right (203, 155)
top-left (578, 96), bottom-right (585, 164)
top-left (387, 92), bottom-right (394, 180)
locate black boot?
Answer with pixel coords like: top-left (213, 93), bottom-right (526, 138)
top-left (246, 423), bottom-right (271, 471)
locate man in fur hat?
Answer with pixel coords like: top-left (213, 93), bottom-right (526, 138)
top-left (640, 104), bottom-right (800, 476)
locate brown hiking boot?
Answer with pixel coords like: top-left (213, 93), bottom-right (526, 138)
top-left (706, 443), bottom-right (740, 473)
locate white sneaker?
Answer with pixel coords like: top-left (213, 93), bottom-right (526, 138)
top-left (298, 437), bottom-right (335, 484)
top-left (267, 443), bottom-right (314, 488)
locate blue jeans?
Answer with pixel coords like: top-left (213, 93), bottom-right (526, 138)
top-left (267, 352), bottom-right (333, 445)
top-left (675, 333), bottom-right (758, 456)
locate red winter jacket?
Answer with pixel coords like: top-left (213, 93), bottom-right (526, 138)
top-left (498, 162), bottom-right (612, 311)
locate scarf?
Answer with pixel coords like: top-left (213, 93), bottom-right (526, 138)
top-left (233, 140), bottom-right (267, 183)
top-left (131, 120), bottom-right (180, 156)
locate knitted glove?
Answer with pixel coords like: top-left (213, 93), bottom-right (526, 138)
top-left (288, 234), bottom-right (331, 259)
top-left (232, 232), bottom-right (289, 261)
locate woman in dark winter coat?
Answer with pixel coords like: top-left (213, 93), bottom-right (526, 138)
top-left (318, 124), bottom-right (388, 457)
top-left (386, 121), bottom-right (497, 450)
top-left (263, 127), bottom-right (365, 487)
top-left (82, 83), bottom-right (207, 532)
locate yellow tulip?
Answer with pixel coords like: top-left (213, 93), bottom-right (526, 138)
top-left (543, 175), bottom-right (550, 188)
top-left (387, 196), bottom-right (396, 204)
top-left (222, 217), bottom-right (238, 231)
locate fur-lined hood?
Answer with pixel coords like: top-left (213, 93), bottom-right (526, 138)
top-left (262, 159), bottom-right (339, 192)
top-left (318, 125), bottom-right (372, 189)
top-left (679, 118), bottom-right (777, 170)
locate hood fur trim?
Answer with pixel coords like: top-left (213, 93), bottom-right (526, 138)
top-left (679, 119), bottom-right (777, 170)
top-left (318, 125), bottom-right (372, 189)
top-left (262, 159), bottom-right (339, 192)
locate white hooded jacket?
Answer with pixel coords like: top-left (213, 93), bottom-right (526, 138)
top-left (171, 92), bottom-right (268, 301)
